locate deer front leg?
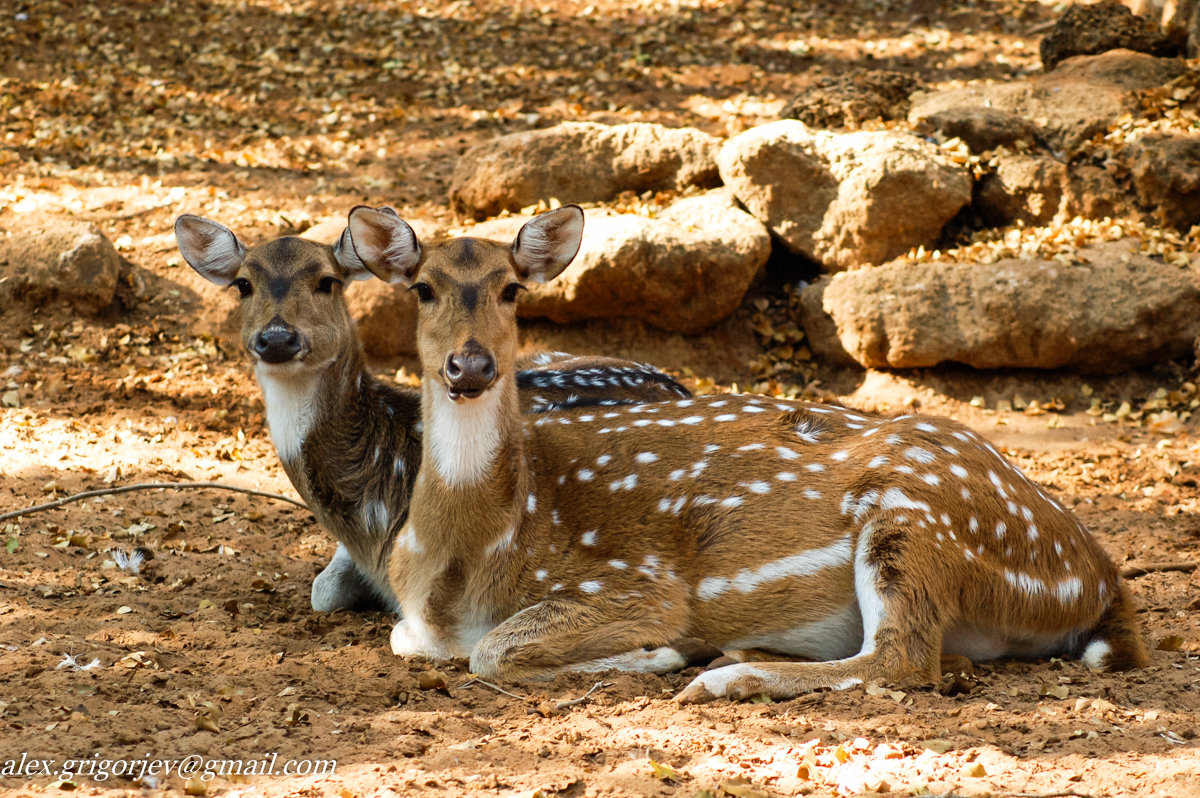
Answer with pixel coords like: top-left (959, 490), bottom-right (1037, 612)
top-left (469, 596), bottom-right (699, 680)
top-left (311, 543), bottom-right (389, 612)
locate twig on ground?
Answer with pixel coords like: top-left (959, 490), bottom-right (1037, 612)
top-left (556, 680), bottom-right (611, 711)
top-left (1006, 792), bottom-right (1094, 798)
top-left (0, 481), bottom-right (309, 523)
top-left (1121, 562), bottom-right (1198, 579)
top-left (458, 677), bottom-right (530, 701)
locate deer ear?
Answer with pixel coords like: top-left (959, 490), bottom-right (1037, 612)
top-left (175, 215), bottom-right (246, 286)
top-left (511, 205), bottom-right (584, 284)
top-left (346, 206), bottom-right (421, 285)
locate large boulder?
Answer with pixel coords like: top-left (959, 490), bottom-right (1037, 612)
top-left (910, 50), bottom-right (1186, 153)
top-left (449, 122), bottom-right (722, 220)
top-left (0, 219), bottom-right (121, 313)
top-left (1128, 133), bottom-right (1200, 229)
top-left (1040, 0), bottom-right (1174, 70)
top-left (797, 240), bottom-right (1200, 374)
top-left (718, 120), bottom-right (972, 272)
top-left (781, 69), bottom-right (921, 129)
top-left (466, 190), bottom-right (771, 334)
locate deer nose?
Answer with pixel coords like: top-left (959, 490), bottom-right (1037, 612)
top-left (444, 343), bottom-right (496, 399)
top-left (253, 325), bottom-right (302, 364)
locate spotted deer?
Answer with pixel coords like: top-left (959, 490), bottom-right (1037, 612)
top-left (173, 213), bottom-right (688, 614)
top-left (345, 203), bottom-right (1148, 703)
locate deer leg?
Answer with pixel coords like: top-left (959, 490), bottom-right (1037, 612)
top-left (677, 517), bottom-right (946, 703)
top-left (311, 543), bottom-right (387, 612)
top-left (469, 596), bottom-right (693, 680)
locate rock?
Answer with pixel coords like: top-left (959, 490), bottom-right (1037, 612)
top-left (449, 122), bottom-right (722, 220)
top-left (1119, 0), bottom-right (1200, 56)
top-left (781, 69), bottom-right (921, 129)
top-left (0, 219), bottom-right (121, 313)
top-left (718, 120), bottom-right (971, 272)
top-left (1041, 0), bottom-right (1174, 70)
top-left (797, 240), bottom-right (1200, 373)
top-left (1128, 133), bottom-right (1200, 229)
top-left (348, 281), bottom-right (420, 357)
top-left (915, 107), bottom-right (1042, 153)
top-left (466, 190), bottom-right (770, 333)
top-left (910, 50), bottom-right (1186, 153)
top-left (975, 153), bottom-right (1068, 226)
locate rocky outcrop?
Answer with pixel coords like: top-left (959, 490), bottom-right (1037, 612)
top-left (718, 120), bottom-right (971, 272)
top-left (467, 190), bottom-right (771, 334)
top-left (797, 241), bottom-right (1200, 373)
top-left (910, 50), bottom-right (1186, 153)
top-left (449, 122), bottom-right (721, 220)
top-left (1041, 0), bottom-right (1174, 70)
top-left (0, 220), bottom-right (121, 313)
top-left (781, 70), bottom-right (921, 129)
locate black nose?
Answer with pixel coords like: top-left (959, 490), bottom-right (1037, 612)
top-left (253, 326), bottom-right (302, 364)
top-left (444, 344), bottom-right (496, 399)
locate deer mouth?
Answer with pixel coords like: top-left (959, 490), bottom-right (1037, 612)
top-left (447, 387), bottom-right (485, 402)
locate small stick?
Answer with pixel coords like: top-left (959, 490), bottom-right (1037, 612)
top-left (556, 680), bottom-right (611, 711)
top-left (458, 677), bottom-right (530, 701)
top-left (0, 481), bottom-right (309, 523)
top-left (1121, 562), bottom-right (1198, 579)
top-left (1006, 792), bottom-right (1094, 798)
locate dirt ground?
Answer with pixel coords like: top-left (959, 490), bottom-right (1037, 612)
top-left (2, 1), bottom-right (1199, 796)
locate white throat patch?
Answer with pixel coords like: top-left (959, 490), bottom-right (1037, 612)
top-left (256, 365), bottom-right (321, 464)
top-left (428, 377), bottom-right (506, 487)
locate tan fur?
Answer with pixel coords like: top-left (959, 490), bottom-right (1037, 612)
top-left (346, 206), bottom-right (1149, 703)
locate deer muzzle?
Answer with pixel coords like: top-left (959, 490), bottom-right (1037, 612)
top-left (253, 322), bottom-right (305, 365)
top-left (443, 340), bottom-right (496, 401)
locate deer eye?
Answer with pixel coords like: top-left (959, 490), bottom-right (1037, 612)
top-left (500, 283), bottom-right (524, 303)
top-left (411, 282), bottom-right (435, 303)
top-left (231, 278), bottom-right (253, 299)
top-left (316, 276), bottom-right (341, 294)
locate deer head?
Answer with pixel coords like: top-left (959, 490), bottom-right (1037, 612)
top-left (346, 205), bottom-right (584, 403)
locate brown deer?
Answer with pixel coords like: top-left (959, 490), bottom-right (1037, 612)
top-left (174, 213), bottom-right (689, 614)
top-left (345, 203), bottom-right (1148, 703)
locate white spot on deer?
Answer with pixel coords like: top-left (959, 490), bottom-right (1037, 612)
top-left (603, 412), bottom-right (619, 418)
top-left (845, 423), bottom-right (864, 430)
top-left (671, 497), bottom-right (687, 514)
top-left (526, 494), bottom-right (538, 513)
top-left (656, 419), bottom-right (676, 427)
top-left (680, 415), bottom-right (704, 425)
top-left (714, 414), bottom-right (737, 422)
top-left (922, 473), bottom-right (940, 486)
top-left (950, 464), bottom-right (968, 479)
top-left (690, 460), bottom-right (708, 478)
top-left (831, 450), bottom-right (850, 462)
top-left (696, 535), bottom-right (853, 600)
top-left (742, 481), bottom-right (771, 494)
top-left (1004, 570), bottom-right (1046, 597)
top-left (904, 447), bottom-right (935, 464)
top-left (609, 560), bottom-right (628, 570)
top-left (969, 517), bottom-right (980, 534)
top-left (397, 525), bottom-right (423, 554)
top-left (1021, 506), bottom-right (1034, 522)
top-left (886, 434), bottom-right (903, 445)
top-left (863, 427), bottom-right (881, 437)
top-left (806, 463), bottom-right (825, 472)
top-left (1054, 541), bottom-right (1064, 555)
top-left (609, 474), bottom-right (638, 491)
top-left (704, 444), bottom-right (720, 454)
top-left (632, 419), bottom-right (652, 427)
top-left (578, 414), bottom-right (594, 422)
top-left (361, 500), bottom-right (389, 535)
top-left (743, 405), bottom-right (766, 413)
top-left (739, 443), bottom-right (765, 452)
top-left (868, 456), bottom-right (889, 468)
top-left (657, 498), bottom-right (672, 513)
top-left (960, 487), bottom-right (971, 500)
top-left (721, 496), bottom-right (744, 508)
top-left (1027, 524), bottom-right (1039, 541)
top-left (1055, 577), bottom-right (1082, 603)
top-left (676, 399), bottom-right (694, 408)
top-left (578, 468), bottom-right (594, 481)
top-left (551, 583), bottom-right (564, 591)
top-left (777, 446), bottom-right (800, 460)
top-left (535, 569), bottom-right (547, 581)
top-left (693, 496), bottom-right (717, 506)
top-left (943, 444), bottom-right (960, 456)
top-left (484, 525), bottom-right (517, 556)
top-left (805, 488), bottom-right (822, 500)
top-left (845, 413), bottom-right (868, 422)
top-left (709, 400), bottom-right (727, 407)
top-left (597, 454), bottom-right (612, 466)
top-left (777, 472), bottom-right (797, 482)
top-left (964, 548), bottom-right (975, 561)
top-left (951, 431), bottom-right (970, 442)
top-left (668, 469), bottom-right (686, 481)
top-left (915, 422), bottom-right (938, 433)
top-left (581, 530), bottom-right (598, 546)
top-left (895, 464), bottom-right (915, 475)
top-left (879, 487), bottom-right (930, 513)
top-left (809, 407), bottom-right (834, 414)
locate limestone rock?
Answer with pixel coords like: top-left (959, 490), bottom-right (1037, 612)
top-left (0, 219), bottom-right (121, 313)
top-left (718, 120), bottom-right (971, 271)
top-left (1041, 0), bottom-right (1173, 70)
top-left (449, 122), bottom-right (721, 220)
top-left (466, 190), bottom-right (771, 333)
top-left (797, 240), bottom-right (1200, 373)
top-left (976, 153), bottom-right (1068, 226)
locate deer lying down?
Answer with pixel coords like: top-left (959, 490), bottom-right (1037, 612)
top-left (344, 203), bottom-right (1149, 703)
top-left (173, 214), bottom-right (689, 614)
